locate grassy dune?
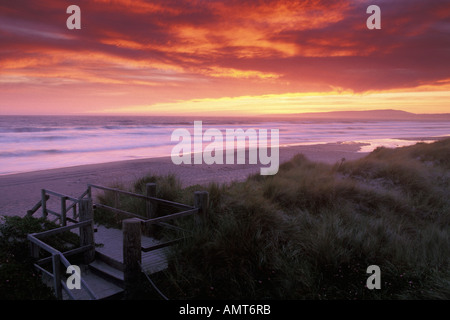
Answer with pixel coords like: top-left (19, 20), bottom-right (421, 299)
top-left (100, 139), bottom-right (450, 299)
top-left (0, 216), bottom-right (80, 299)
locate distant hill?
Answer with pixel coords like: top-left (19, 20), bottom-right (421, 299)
top-left (265, 109), bottom-right (450, 121)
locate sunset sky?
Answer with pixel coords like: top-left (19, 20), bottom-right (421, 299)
top-left (0, 0), bottom-right (449, 116)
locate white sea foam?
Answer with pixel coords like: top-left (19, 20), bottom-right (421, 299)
top-left (0, 116), bottom-right (449, 175)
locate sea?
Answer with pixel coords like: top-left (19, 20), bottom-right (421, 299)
top-left (0, 115), bottom-right (449, 176)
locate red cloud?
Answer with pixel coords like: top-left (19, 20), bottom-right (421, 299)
top-left (0, 0), bottom-right (449, 105)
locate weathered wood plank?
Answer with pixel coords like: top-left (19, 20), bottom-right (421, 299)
top-left (141, 247), bottom-right (170, 274)
top-left (35, 245), bottom-right (94, 265)
top-left (157, 221), bottom-right (190, 233)
top-left (27, 195), bottom-right (50, 216)
top-left (61, 280), bottom-right (76, 300)
top-left (61, 196), bottom-right (67, 226)
top-left (143, 208), bottom-right (198, 227)
top-left (58, 252), bottom-right (98, 300)
top-left (44, 189), bottom-right (79, 202)
top-left (89, 184), bottom-right (195, 210)
top-left (29, 241), bottom-right (40, 259)
top-left (52, 253), bottom-right (62, 300)
top-left (194, 191), bottom-right (209, 224)
top-left (146, 183), bottom-right (157, 219)
top-left (123, 218), bottom-right (142, 297)
top-left (141, 238), bottom-right (184, 252)
top-left (94, 203), bottom-right (146, 221)
top-left (28, 235), bottom-right (60, 255)
top-left (33, 262), bottom-right (54, 279)
top-left (79, 199), bottom-right (95, 264)
top-left (46, 209), bottom-right (80, 224)
top-left (31, 220), bottom-right (92, 239)
top-left (95, 251), bottom-right (124, 272)
top-left (41, 189), bottom-right (48, 218)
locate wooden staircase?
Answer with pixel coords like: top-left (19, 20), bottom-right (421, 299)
top-left (26, 184), bottom-right (207, 300)
top-left (58, 225), bottom-right (171, 300)
top-left (61, 263), bottom-right (124, 300)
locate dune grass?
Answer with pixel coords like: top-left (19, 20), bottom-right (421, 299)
top-left (98, 138), bottom-right (450, 299)
top-left (0, 216), bottom-right (81, 300)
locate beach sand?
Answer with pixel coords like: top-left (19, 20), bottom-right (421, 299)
top-left (0, 143), bottom-right (368, 217)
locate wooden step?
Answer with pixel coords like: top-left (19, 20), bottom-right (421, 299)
top-left (94, 224), bottom-right (170, 275)
top-left (141, 247), bottom-right (170, 274)
top-left (37, 264), bottom-right (124, 300)
top-left (62, 269), bottom-right (124, 300)
top-left (89, 260), bottom-right (125, 289)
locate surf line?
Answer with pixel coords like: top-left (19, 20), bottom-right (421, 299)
top-left (170, 121), bottom-right (279, 175)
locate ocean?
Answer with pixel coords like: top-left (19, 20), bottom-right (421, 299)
top-left (0, 115), bottom-right (449, 176)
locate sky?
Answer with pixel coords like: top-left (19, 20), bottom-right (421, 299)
top-left (0, 0), bottom-right (449, 116)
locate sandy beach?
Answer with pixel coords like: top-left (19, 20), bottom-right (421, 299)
top-left (0, 143), bottom-right (368, 217)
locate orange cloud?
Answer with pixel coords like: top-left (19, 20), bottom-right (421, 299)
top-left (1, 0), bottom-right (449, 115)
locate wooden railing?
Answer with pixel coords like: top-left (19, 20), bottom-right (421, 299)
top-left (27, 187), bottom-right (91, 226)
top-left (27, 199), bottom-right (97, 300)
top-left (88, 183), bottom-right (209, 298)
top-left (88, 183), bottom-right (209, 253)
top-left (27, 183), bottom-right (209, 299)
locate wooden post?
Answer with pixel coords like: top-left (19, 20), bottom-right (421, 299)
top-left (145, 183), bottom-right (157, 236)
top-left (41, 189), bottom-right (48, 219)
top-left (87, 185), bottom-right (92, 203)
top-left (145, 183), bottom-right (157, 218)
top-left (114, 191), bottom-right (119, 210)
top-left (72, 203), bottom-right (77, 221)
top-left (61, 196), bottom-right (67, 226)
top-left (29, 242), bottom-right (40, 259)
top-left (52, 253), bottom-right (62, 300)
top-left (86, 186), bottom-right (92, 223)
top-left (79, 199), bottom-right (95, 264)
top-left (194, 191), bottom-right (209, 224)
top-left (123, 218), bottom-right (142, 298)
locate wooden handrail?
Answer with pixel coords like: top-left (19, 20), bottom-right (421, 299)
top-left (28, 234), bottom-right (60, 255)
top-left (88, 184), bottom-right (196, 210)
top-left (30, 220), bottom-right (92, 239)
top-left (35, 245), bottom-right (94, 265)
top-left (141, 237), bottom-right (185, 252)
top-left (30, 188), bottom-right (91, 225)
top-left (28, 221), bottom-right (98, 300)
top-left (43, 189), bottom-right (79, 202)
top-left (58, 251), bottom-right (98, 300)
top-left (93, 203), bottom-right (147, 221)
top-left (46, 209), bottom-right (79, 224)
top-left (93, 202), bottom-right (198, 226)
top-left (28, 184), bottom-right (209, 299)
top-left (27, 195), bottom-right (50, 216)
top-left (143, 208), bottom-right (199, 226)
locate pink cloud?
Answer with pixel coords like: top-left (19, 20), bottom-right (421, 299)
top-left (0, 0), bottom-right (449, 114)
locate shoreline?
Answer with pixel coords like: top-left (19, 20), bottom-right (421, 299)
top-left (0, 142), bottom-right (368, 217)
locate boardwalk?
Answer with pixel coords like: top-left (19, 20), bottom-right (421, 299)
top-left (53, 224), bottom-right (171, 300)
top-left (26, 184), bottom-right (206, 300)
top-left (94, 224), bottom-right (171, 275)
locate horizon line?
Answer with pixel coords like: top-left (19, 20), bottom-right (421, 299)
top-left (2, 109), bottom-right (450, 117)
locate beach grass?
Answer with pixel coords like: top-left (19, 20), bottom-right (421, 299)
top-left (0, 216), bottom-right (82, 299)
top-left (3, 139), bottom-right (448, 299)
top-left (96, 138), bottom-right (450, 299)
